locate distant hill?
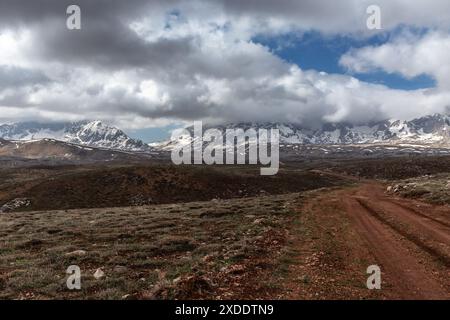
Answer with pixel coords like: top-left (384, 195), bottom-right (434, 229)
top-left (0, 138), bottom-right (147, 162)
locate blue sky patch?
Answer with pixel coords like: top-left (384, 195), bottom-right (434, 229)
top-left (253, 29), bottom-right (436, 91)
top-left (128, 124), bottom-right (180, 143)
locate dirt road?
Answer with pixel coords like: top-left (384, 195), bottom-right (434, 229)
top-left (286, 182), bottom-right (450, 300)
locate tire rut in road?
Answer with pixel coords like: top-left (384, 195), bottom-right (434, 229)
top-left (356, 198), bottom-right (450, 268)
top-left (345, 196), bottom-right (448, 299)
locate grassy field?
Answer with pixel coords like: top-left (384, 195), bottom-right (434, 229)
top-left (0, 192), bottom-right (306, 299)
top-left (1, 156), bottom-right (449, 300)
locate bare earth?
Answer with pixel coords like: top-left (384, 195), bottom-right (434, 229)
top-left (284, 181), bottom-right (450, 300)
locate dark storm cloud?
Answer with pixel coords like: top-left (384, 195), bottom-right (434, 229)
top-left (0, 0), bottom-right (449, 128)
top-left (32, 19), bottom-right (197, 69)
top-left (0, 0), bottom-right (167, 27)
top-left (0, 0), bottom-right (193, 70)
top-left (0, 0), bottom-right (354, 71)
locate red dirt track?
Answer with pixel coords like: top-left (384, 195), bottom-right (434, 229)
top-left (288, 182), bottom-right (450, 300)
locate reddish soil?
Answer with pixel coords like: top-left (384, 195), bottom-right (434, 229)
top-left (284, 181), bottom-right (450, 300)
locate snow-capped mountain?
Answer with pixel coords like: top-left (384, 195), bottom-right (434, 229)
top-left (276, 113), bottom-right (450, 145)
top-left (156, 113), bottom-right (450, 150)
top-left (0, 121), bottom-right (150, 151)
top-left (1, 114), bottom-right (448, 154)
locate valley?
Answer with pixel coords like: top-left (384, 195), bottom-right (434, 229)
top-left (0, 153), bottom-right (448, 300)
top-left (0, 115), bottom-right (449, 300)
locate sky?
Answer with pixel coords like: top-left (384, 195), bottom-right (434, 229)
top-left (0, 0), bottom-right (449, 142)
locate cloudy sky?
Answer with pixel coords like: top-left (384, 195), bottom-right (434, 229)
top-left (0, 0), bottom-right (449, 141)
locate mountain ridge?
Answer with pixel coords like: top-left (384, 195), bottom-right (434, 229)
top-left (155, 113), bottom-right (450, 150)
top-left (1, 113), bottom-right (449, 153)
top-left (0, 120), bottom-right (150, 152)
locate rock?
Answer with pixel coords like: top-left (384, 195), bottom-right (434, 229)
top-left (93, 268), bottom-right (105, 279)
top-left (386, 186), bottom-right (392, 192)
top-left (173, 277), bottom-right (182, 284)
top-left (0, 198), bottom-right (31, 213)
top-left (65, 250), bottom-right (87, 257)
top-left (253, 218), bottom-right (264, 225)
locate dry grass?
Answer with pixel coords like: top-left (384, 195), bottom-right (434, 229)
top-left (388, 173), bottom-right (450, 205)
top-left (0, 164), bottom-right (341, 212)
top-left (0, 193), bottom-right (305, 300)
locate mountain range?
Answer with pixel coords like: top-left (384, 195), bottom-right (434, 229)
top-left (0, 114), bottom-right (449, 154)
top-left (156, 113), bottom-right (450, 150)
top-left (0, 120), bottom-right (149, 151)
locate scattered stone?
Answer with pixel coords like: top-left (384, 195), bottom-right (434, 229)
top-left (121, 293), bottom-right (138, 300)
top-left (173, 277), bottom-right (182, 284)
top-left (93, 268), bottom-right (105, 279)
top-left (253, 218), bottom-right (264, 225)
top-left (0, 198), bottom-right (31, 213)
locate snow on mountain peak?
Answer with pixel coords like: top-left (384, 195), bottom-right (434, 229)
top-left (0, 120), bottom-right (150, 152)
top-left (155, 113), bottom-right (450, 150)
